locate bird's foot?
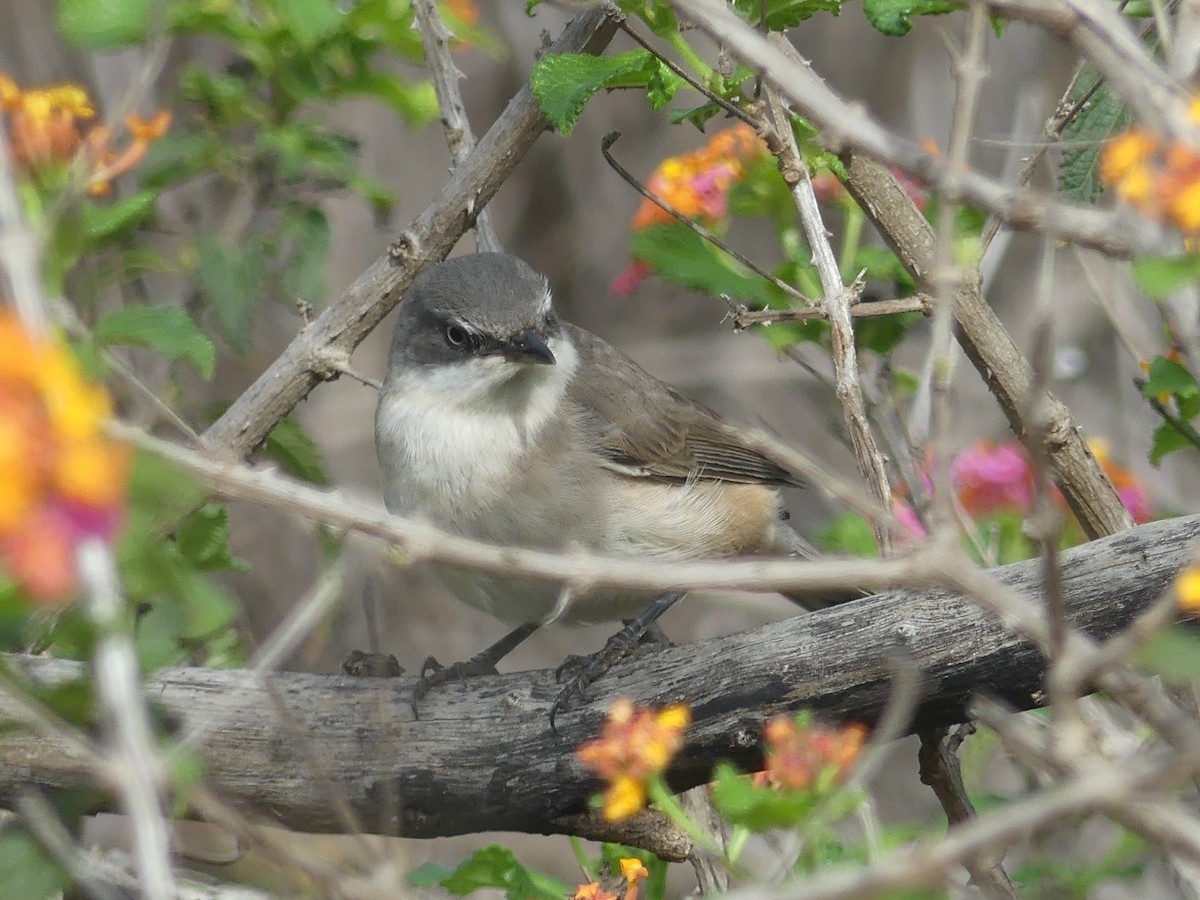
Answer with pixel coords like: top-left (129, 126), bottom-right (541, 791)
top-left (411, 653), bottom-right (501, 717)
top-left (549, 593), bottom-right (684, 733)
top-left (340, 650), bottom-right (404, 678)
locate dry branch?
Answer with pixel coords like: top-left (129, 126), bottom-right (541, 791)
top-left (0, 514), bottom-right (1193, 844)
top-left (200, 8), bottom-right (614, 459)
top-left (840, 152), bottom-right (1134, 540)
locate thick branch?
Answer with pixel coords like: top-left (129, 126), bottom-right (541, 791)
top-left (840, 151), bottom-right (1134, 539)
top-left (0, 515), bottom-right (1192, 844)
top-left (200, 8), bottom-right (614, 459)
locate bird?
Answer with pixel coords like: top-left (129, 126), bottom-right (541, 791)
top-left (374, 252), bottom-right (817, 718)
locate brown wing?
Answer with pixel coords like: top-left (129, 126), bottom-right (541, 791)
top-left (564, 325), bottom-right (803, 487)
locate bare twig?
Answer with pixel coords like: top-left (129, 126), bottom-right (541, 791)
top-left (668, 0), bottom-right (1147, 259)
top-left (760, 35), bottom-right (892, 553)
top-left (0, 514), bottom-right (1191, 842)
top-left (113, 420), bottom-right (909, 597)
top-left (839, 152), bottom-right (1134, 539)
top-left (917, 727), bottom-right (1018, 899)
top-left (600, 131), bottom-right (816, 308)
top-left (974, 0), bottom-right (1198, 148)
top-left (411, 0), bottom-right (501, 253)
top-left (201, 8), bottom-right (616, 460)
top-left (78, 540), bottom-right (176, 900)
top-left (603, 2), bottom-right (758, 128)
top-left (723, 294), bottom-right (930, 330)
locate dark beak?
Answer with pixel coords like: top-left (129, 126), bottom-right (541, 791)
top-left (504, 329), bottom-right (556, 365)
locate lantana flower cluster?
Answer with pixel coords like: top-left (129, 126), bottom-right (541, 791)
top-left (0, 71), bottom-right (169, 197)
top-left (571, 858), bottom-right (650, 900)
top-left (1100, 99), bottom-right (1200, 232)
top-left (0, 311), bottom-right (129, 600)
top-left (761, 714), bottom-right (868, 790)
top-left (612, 123), bottom-right (767, 295)
top-left (894, 438), bottom-right (1152, 539)
top-left (575, 698), bottom-right (691, 821)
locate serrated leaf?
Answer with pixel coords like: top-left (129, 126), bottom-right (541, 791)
top-left (177, 504), bottom-right (248, 572)
top-left (669, 100), bottom-right (722, 130)
top-left (58, 0), bottom-right (151, 48)
top-left (733, 0), bottom-right (842, 29)
top-left (1133, 253), bottom-right (1200, 299)
top-left (863, 0), bottom-right (961, 35)
top-left (631, 223), bottom-right (770, 304)
top-left (1150, 421), bottom-right (1194, 465)
top-left (532, 51), bottom-right (657, 137)
top-left (95, 306), bottom-right (215, 379)
top-left (1059, 71), bottom-right (1130, 204)
top-left (124, 449), bottom-right (209, 535)
top-left (79, 191), bottom-right (157, 242)
top-left (1142, 357), bottom-right (1199, 400)
top-left (0, 827), bottom-right (70, 900)
top-left (263, 418), bottom-right (330, 485)
top-left (196, 234), bottom-right (263, 351)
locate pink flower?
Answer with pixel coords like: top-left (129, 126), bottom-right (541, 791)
top-left (951, 441), bottom-right (1034, 516)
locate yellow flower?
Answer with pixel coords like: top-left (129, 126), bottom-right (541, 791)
top-left (576, 699), bottom-right (691, 821)
top-left (1177, 566), bottom-right (1200, 612)
top-left (619, 857), bottom-right (650, 900)
top-left (0, 309), bottom-right (128, 602)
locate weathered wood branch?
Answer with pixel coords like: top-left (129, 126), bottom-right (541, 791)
top-left (200, 7), bottom-right (614, 459)
top-left (0, 515), bottom-right (1193, 845)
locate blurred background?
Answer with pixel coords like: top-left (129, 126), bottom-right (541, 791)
top-left (1, 2), bottom-right (1189, 894)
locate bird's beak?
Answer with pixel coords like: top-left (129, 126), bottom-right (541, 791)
top-left (504, 329), bottom-right (556, 365)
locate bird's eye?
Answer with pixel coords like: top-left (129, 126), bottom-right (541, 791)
top-left (444, 323), bottom-right (468, 348)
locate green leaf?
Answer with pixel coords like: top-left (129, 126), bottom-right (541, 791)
top-left (263, 418), bottom-right (330, 485)
top-left (0, 827), bottom-right (70, 900)
top-left (1142, 357), bottom-right (1199, 400)
top-left (816, 512), bottom-right (880, 557)
top-left (532, 51), bottom-right (657, 137)
top-left (95, 306), bottom-right (215, 379)
top-left (631, 223), bottom-right (770, 304)
top-left (418, 846), bottom-right (568, 900)
top-left (668, 100), bottom-right (723, 130)
top-left (177, 504), bottom-right (248, 572)
top-left (281, 205), bottom-right (332, 303)
top-left (733, 0), bottom-right (842, 29)
top-left (408, 861), bottom-right (454, 887)
top-left (278, 0), bottom-right (342, 46)
top-left (1133, 253), bottom-right (1200, 299)
top-left (123, 449), bottom-right (209, 536)
top-left (1150, 421), bottom-right (1194, 465)
top-left (196, 234), bottom-right (264, 351)
top-left (1059, 72), bottom-right (1130, 204)
top-left (1134, 626), bottom-right (1200, 685)
top-left (863, 0), bottom-right (961, 35)
top-left (329, 75), bottom-right (439, 127)
top-left (710, 761), bottom-right (821, 828)
top-left (58, 0), bottom-right (151, 48)
top-left (79, 192), bottom-right (157, 242)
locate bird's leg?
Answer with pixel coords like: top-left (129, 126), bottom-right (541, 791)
top-left (411, 621), bottom-right (540, 716)
top-left (550, 591), bottom-right (685, 732)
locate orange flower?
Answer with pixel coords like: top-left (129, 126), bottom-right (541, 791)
top-left (630, 123), bottom-right (766, 231)
top-left (0, 71), bottom-right (168, 196)
top-left (576, 699), bottom-right (691, 821)
top-left (1099, 102), bottom-right (1200, 234)
top-left (619, 858), bottom-right (650, 900)
top-left (572, 883), bottom-right (618, 900)
top-left (0, 309), bottom-right (128, 602)
top-left (762, 714), bottom-right (867, 790)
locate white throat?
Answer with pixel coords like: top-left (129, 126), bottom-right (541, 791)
top-left (376, 334), bottom-right (579, 522)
